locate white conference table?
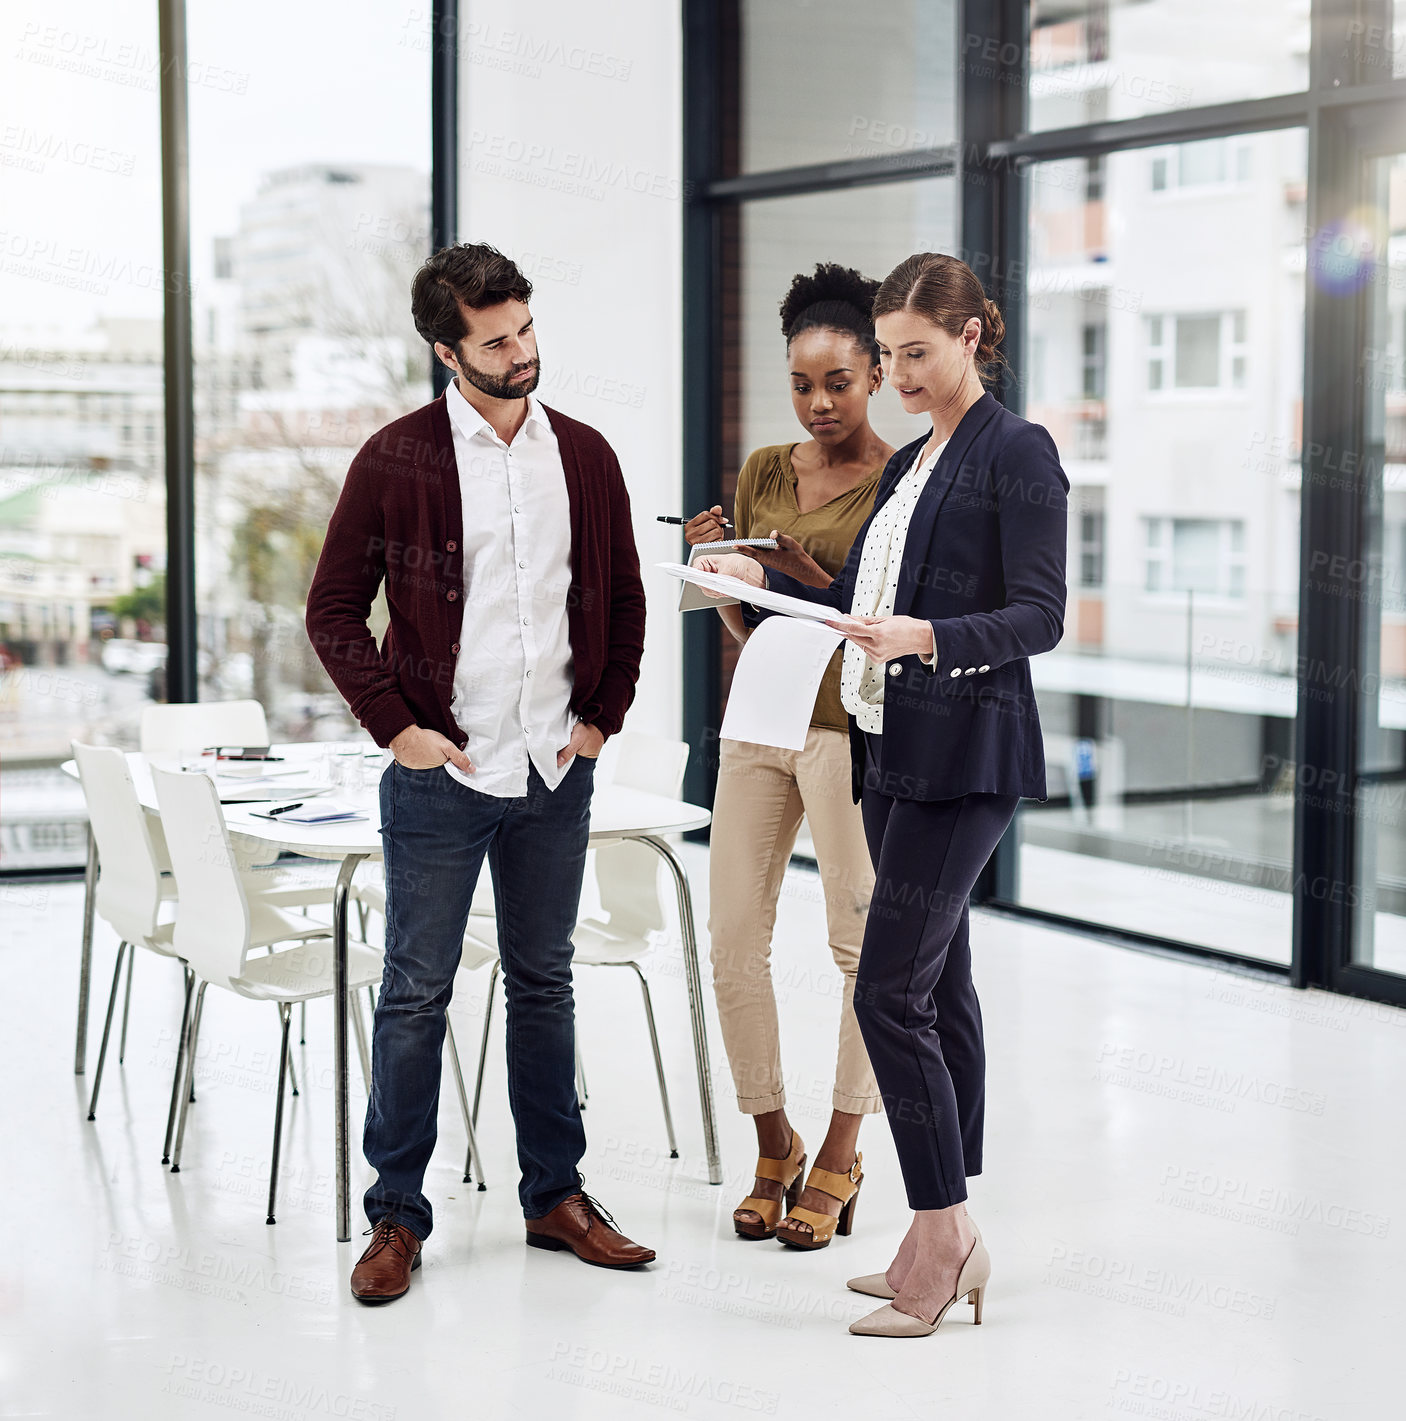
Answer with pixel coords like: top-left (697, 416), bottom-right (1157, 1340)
top-left (65, 742), bottom-right (719, 1240)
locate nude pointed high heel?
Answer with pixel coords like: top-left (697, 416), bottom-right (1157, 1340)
top-left (848, 1235), bottom-right (989, 1337)
top-left (846, 1219), bottom-right (982, 1299)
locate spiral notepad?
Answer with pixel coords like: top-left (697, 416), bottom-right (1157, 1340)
top-left (677, 539), bottom-right (777, 611)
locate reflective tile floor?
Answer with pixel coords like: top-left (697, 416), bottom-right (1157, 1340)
top-left (1, 849), bottom-right (1401, 1419)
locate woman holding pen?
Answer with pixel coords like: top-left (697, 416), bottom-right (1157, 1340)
top-left (688, 264), bottom-right (893, 1251)
top-left (697, 252), bottom-right (1068, 1338)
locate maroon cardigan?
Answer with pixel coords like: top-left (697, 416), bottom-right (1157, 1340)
top-left (305, 394), bottom-right (646, 749)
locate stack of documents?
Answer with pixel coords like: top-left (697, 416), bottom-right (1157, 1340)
top-left (657, 561), bottom-right (860, 626)
top-left (657, 561), bottom-right (861, 752)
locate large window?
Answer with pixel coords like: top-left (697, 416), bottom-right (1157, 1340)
top-left (1029, 0), bottom-right (1309, 132)
top-left (714, 182), bottom-right (953, 732)
top-left (1014, 129), bottom-right (1307, 964)
top-left (689, 3), bottom-right (1406, 1003)
top-left (1354, 146), bottom-right (1406, 982)
top-left (735, 184), bottom-right (953, 469)
top-left (682, 0), bottom-right (962, 821)
top-left (187, 1), bottom-right (431, 744)
top-left (736, 0), bottom-right (956, 175)
top-left (0, 0), bottom-right (165, 870)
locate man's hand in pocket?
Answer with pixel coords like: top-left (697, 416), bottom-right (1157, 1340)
top-left (557, 721), bottom-right (605, 767)
top-left (389, 725), bottom-right (473, 772)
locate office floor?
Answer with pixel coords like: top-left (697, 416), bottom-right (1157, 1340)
top-left (2, 849), bottom-right (1399, 1420)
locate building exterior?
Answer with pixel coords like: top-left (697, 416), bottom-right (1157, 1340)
top-left (0, 318), bottom-right (165, 680)
top-left (197, 162), bottom-right (430, 740)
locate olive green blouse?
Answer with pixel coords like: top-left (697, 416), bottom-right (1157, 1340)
top-left (733, 444), bottom-right (882, 732)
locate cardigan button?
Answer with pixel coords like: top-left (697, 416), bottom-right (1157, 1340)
top-left (949, 668), bottom-right (961, 679)
top-left (451, 642), bottom-right (460, 654)
top-left (978, 664), bottom-right (990, 673)
top-left (446, 589), bottom-right (458, 602)
top-left (446, 540), bottom-right (458, 552)
top-left (888, 664), bottom-right (902, 677)
top-left (964, 667), bottom-right (976, 675)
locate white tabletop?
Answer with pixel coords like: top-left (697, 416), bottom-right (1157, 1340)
top-left (62, 743), bottom-right (710, 861)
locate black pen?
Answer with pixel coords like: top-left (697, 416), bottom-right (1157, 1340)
top-left (657, 514), bottom-right (733, 528)
top-left (266, 802), bottom-right (304, 816)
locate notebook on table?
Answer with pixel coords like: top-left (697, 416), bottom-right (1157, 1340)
top-left (248, 800), bottom-right (367, 825)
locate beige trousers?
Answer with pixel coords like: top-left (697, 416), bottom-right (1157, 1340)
top-left (708, 726), bottom-right (881, 1116)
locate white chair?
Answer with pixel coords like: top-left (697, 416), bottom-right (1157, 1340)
top-left (140, 699), bottom-right (274, 876)
top-left (462, 733), bottom-right (691, 1168)
top-left (151, 765), bottom-right (384, 1223)
top-left (141, 698), bottom-right (337, 926)
top-left (74, 741), bottom-right (350, 1156)
top-left (139, 699), bottom-right (269, 753)
top-left (72, 742), bottom-right (188, 1152)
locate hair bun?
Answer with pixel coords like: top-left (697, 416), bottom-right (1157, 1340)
top-left (778, 263), bottom-right (882, 365)
top-left (779, 262), bottom-right (878, 338)
top-left (978, 297), bottom-right (1006, 365)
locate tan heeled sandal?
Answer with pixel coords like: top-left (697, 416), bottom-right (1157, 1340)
top-left (776, 1154), bottom-right (862, 1251)
top-left (733, 1131), bottom-right (806, 1240)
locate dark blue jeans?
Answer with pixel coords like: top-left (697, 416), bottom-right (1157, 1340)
top-left (363, 755), bottom-right (596, 1238)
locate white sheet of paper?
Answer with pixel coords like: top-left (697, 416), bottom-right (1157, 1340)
top-left (657, 560), bottom-right (862, 627)
top-left (719, 615), bottom-right (848, 751)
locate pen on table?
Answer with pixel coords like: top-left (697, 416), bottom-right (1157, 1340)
top-left (657, 514), bottom-right (733, 528)
top-left (266, 802), bottom-right (304, 816)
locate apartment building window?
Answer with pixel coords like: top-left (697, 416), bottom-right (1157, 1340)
top-left (1081, 322), bottom-right (1105, 399)
top-left (1085, 152), bottom-right (1104, 203)
top-left (1144, 517), bottom-right (1246, 598)
top-left (1150, 137), bottom-right (1252, 192)
top-left (1079, 505), bottom-right (1105, 588)
top-left (1147, 311), bottom-right (1248, 391)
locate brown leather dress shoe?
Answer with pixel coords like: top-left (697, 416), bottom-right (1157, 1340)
top-left (525, 1192), bottom-right (656, 1269)
top-left (350, 1219), bottom-right (422, 1304)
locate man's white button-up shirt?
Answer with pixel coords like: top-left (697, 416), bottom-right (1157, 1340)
top-left (442, 378), bottom-right (576, 797)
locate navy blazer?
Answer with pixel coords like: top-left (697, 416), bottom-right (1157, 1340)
top-left (761, 392), bottom-right (1068, 803)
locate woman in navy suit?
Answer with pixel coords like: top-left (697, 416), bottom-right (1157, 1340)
top-left (698, 252), bottom-right (1068, 1339)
